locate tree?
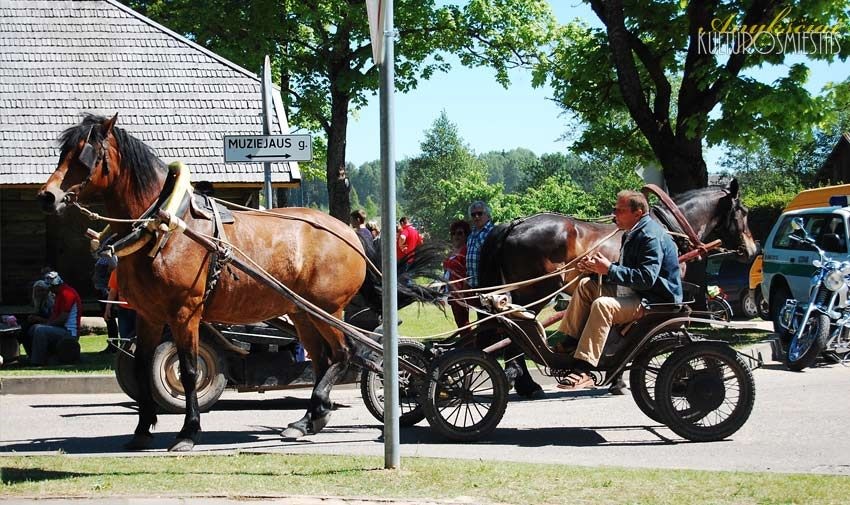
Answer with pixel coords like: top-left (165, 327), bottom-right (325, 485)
top-left (402, 111), bottom-right (487, 234)
top-left (478, 148), bottom-right (538, 193)
top-left (541, 1), bottom-right (849, 193)
top-left (125, 0), bottom-right (556, 221)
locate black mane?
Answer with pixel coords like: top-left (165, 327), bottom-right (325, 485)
top-left (58, 114), bottom-right (166, 197)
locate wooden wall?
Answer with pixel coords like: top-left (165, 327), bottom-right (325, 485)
top-left (1, 186), bottom-right (261, 308)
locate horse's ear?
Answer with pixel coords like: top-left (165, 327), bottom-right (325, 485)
top-left (101, 113), bottom-right (119, 136)
top-left (726, 178), bottom-right (740, 199)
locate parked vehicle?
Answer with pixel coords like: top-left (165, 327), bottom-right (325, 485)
top-left (706, 255), bottom-right (761, 319)
top-left (776, 217), bottom-right (850, 370)
top-left (762, 206), bottom-right (850, 334)
top-left (114, 317), bottom-right (357, 413)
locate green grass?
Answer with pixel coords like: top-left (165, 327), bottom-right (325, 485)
top-left (1, 454), bottom-right (849, 504)
top-left (0, 334), bottom-right (114, 376)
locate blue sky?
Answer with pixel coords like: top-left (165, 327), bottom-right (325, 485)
top-left (345, 2), bottom-right (849, 170)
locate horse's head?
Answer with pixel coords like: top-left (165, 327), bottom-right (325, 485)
top-left (714, 178), bottom-right (759, 261)
top-left (37, 113), bottom-right (120, 215)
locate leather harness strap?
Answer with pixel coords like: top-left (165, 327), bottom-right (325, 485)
top-left (641, 184), bottom-right (713, 260)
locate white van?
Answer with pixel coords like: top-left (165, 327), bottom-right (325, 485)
top-left (761, 205), bottom-right (850, 332)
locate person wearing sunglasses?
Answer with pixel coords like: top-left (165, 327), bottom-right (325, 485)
top-left (549, 190), bottom-right (683, 390)
top-left (467, 201), bottom-right (545, 399)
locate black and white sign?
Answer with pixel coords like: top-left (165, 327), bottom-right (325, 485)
top-left (223, 134), bottom-right (313, 163)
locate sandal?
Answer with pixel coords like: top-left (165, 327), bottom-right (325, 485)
top-left (557, 372), bottom-right (594, 390)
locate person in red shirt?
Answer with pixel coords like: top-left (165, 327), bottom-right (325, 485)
top-left (24, 271), bottom-right (82, 365)
top-left (443, 220), bottom-right (471, 328)
top-left (396, 216), bottom-right (423, 269)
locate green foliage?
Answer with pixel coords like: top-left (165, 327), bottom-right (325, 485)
top-left (478, 148), bottom-right (538, 193)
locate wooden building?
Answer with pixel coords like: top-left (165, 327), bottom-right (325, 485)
top-left (817, 132), bottom-right (850, 185)
top-left (0, 0), bottom-right (301, 310)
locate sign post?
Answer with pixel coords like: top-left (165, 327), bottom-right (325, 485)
top-left (261, 57), bottom-right (275, 208)
top-left (223, 134), bottom-right (313, 163)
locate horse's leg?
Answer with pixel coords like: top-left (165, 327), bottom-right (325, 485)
top-left (125, 318), bottom-right (164, 450)
top-left (511, 355), bottom-right (545, 399)
top-left (282, 315), bottom-right (350, 440)
top-left (168, 315), bottom-right (203, 452)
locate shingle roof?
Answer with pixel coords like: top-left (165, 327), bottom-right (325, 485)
top-left (0, 0), bottom-right (301, 185)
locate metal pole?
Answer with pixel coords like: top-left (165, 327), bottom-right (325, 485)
top-left (379, 0), bottom-right (400, 469)
top-left (261, 55), bottom-right (274, 208)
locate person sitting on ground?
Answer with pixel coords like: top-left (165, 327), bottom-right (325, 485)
top-left (549, 190), bottom-right (683, 390)
top-left (21, 271), bottom-right (83, 366)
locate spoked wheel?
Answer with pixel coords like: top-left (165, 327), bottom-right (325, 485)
top-left (629, 338), bottom-right (680, 423)
top-left (655, 342), bottom-right (755, 442)
top-left (360, 339), bottom-right (428, 426)
top-left (150, 339), bottom-right (227, 414)
top-left (707, 298), bottom-right (733, 324)
top-left (786, 313), bottom-right (829, 371)
top-left (423, 349), bottom-right (508, 442)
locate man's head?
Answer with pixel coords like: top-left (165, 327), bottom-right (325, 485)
top-left (350, 209), bottom-right (366, 227)
top-left (613, 190), bottom-right (648, 231)
top-left (468, 201), bottom-right (491, 230)
top-left (399, 216), bottom-right (410, 226)
top-left (43, 271), bottom-right (64, 291)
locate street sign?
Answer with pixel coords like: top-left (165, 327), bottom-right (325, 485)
top-left (223, 134), bottom-right (313, 163)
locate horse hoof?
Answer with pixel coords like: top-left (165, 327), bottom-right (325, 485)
top-left (310, 413), bottom-right (331, 434)
top-left (124, 434), bottom-right (153, 451)
top-left (281, 426), bottom-right (307, 441)
top-left (168, 438), bottom-right (195, 452)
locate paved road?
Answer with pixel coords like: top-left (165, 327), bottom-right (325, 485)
top-left (2, 354), bottom-right (849, 475)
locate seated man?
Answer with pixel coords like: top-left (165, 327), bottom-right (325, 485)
top-left (22, 271), bottom-right (82, 366)
top-left (550, 190), bottom-right (683, 389)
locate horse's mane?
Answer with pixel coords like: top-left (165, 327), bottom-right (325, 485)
top-left (58, 114), bottom-right (166, 198)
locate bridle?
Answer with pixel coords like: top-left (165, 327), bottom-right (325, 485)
top-left (61, 126), bottom-right (109, 204)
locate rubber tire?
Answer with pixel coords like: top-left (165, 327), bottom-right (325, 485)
top-left (150, 339), bottom-right (227, 414)
top-left (740, 289), bottom-right (759, 319)
top-left (770, 284), bottom-right (792, 335)
top-left (629, 338), bottom-right (680, 423)
top-left (360, 339), bottom-right (428, 426)
top-left (114, 338), bottom-right (138, 401)
top-left (707, 298), bottom-right (732, 322)
top-left (654, 343), bottom-right (755, 442)
top-left (785, 312), bottom-right (829, 371)
top-left (754, 288), bottom-right (770, 320)
top-left (423, 349), bottom-right (508, 442)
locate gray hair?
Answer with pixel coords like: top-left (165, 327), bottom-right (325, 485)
top-left (468, 200), bottom-right (491, 217)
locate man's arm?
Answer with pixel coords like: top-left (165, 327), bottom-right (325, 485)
top-left (606, 235), bottom-right (663, 290)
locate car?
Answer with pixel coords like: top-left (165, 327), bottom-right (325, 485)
top-left (761, 205), bottom-right (850, 333)
top-left (706, 255), bottom-right (761, 319)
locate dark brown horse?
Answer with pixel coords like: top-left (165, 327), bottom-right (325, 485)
top-left (480, 181), bottom-right (759, 393)
top-left (38, 113), bottom-right (424, 451)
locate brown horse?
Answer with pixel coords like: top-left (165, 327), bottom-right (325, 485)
top-left (479, 181), bottom-right (759, 393)
top-left (38, 113), bottom-right (419, 451)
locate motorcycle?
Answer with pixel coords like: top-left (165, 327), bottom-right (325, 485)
top-left (777, 217), bottom-right (850, 370)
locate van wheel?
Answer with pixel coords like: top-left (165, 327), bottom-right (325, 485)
top-left (755, 288), bottom-right (770, 320)
top-left (770, 284), bottom-right (792, 336)
top-left (740, 289), bottom-right (759, 319)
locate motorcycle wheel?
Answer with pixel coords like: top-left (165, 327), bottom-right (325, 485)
top-left (785, 312), bottom-right (829, 371)
top-left (360, 339), bottom-right (428, 426)
top-left (423, 349), bottom-right (508, 442)
top-left (655, 342), bottom-right (755, 442)
top-left (629, 338), bottom-right (680, 423)
top-left (114, 338), bottom-right (138, 401)
top-left (770, 284), bottom-right (792, 336)
top-left (150, 339), bottom-right (227, 414)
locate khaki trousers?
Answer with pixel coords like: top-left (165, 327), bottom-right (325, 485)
top-left (557, 277), bottom-right (643, 366)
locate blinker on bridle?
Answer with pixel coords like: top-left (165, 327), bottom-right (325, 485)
top-left (62, 125), bottom-right (109, 204)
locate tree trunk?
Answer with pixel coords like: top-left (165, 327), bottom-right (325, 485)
top-left (326, 91), bottom-right (351, 223)
top-left (657, 137), bottom-right (708, 195)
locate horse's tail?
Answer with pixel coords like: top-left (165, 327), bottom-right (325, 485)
top-left (353, 238), bottom-right (445, 319)
top-left (479, 218), bottom-right (526, 288)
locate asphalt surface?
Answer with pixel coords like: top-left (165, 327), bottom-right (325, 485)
top-left (2, 343), bottom-right (849, 476)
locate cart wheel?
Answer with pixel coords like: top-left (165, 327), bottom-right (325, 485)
top-left (655, 342), bottom-right (755, 442)
top-left (423, 349), bottom-right (508, 442)
top-left (150, 339), bottom-right (227, 414)
top-left (629, 338), bottom-right (679, 423)
top-left (360, 339), bottom-right (428, 426)
top-left (114, 338), bottom-right (138, 401)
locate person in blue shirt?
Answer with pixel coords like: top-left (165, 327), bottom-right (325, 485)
top-left (551, 190), bottom-right (683, 389)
